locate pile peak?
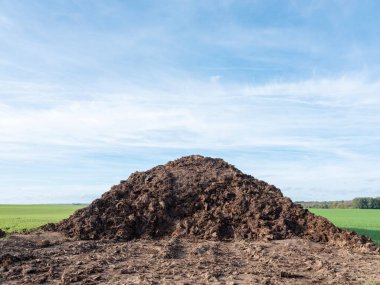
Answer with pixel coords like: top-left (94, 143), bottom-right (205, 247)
top-left (45, 155), bottom-right (377, 251)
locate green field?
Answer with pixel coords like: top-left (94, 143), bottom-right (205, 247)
top-left (310, 208), bottom-right (380, 244)
top-left (0, 204), bottom-right (85, 233)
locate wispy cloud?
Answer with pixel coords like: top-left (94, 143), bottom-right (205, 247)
top-left (1, 73), bottom-right (379, 155)
top-left (1, 1), bottom-right (380, 202)
top-left (1, 73), bottom-right (380, 202)
top-left (241, 75), bottom-right (380, 106)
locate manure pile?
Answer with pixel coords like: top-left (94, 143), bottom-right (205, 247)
top-left (46, 155), bottom-right (377, 250)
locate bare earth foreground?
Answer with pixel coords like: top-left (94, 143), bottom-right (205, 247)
top-left (1, 232), bottom-right (380, 285)
top-left (1, 156), bottom-right (380, 284)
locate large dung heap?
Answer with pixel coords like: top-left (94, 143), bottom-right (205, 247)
top-left (47, 155), bottom-right (376, 250)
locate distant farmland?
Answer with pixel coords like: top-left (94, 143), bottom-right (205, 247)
top-left (0, 204), bottom-right (86, 232)
top-left (310, 208), bottom-right (380, 244)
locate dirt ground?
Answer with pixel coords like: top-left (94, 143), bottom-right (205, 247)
top-left (2, 156), bottom-right (380, 284)
top-left (47, 155), bottom-right (376, 251)
top-left (1, 232), bottom-right (379, 285)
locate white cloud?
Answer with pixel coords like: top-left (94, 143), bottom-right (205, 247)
top-left (0, 74), bottom-right (379, 156)
top-left (0, 184), bottom-right (107, 204)
top-left (1, 74), bottom-right (380, 202)
top-left (209, 75), bottom-right (221, 83)
top-left (241, 75), bottom-right (380, 106)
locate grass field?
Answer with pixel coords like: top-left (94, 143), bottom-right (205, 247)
top-left (310, 208), bottom-right (380, 244)
top-left (0, 204), bottom-right (86, 232)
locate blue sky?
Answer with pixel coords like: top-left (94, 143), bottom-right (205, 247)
top-left (1, 0), bottom-right (380, 203)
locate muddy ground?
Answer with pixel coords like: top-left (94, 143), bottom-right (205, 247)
top-left (1, 232), bottom-right (379, 285)
top-left (2, 156), bottom-right (379, 284)
top-left (46, 156), bottom-right (376, 251)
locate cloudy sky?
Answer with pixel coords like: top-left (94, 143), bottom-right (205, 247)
top-left (1, 0), bottom-right (380, 203)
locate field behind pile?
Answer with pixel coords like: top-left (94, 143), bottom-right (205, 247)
top-left (0, 204), bottom-right (86, 232)
top-left (0, 205), bottom-right (379, 244)
top-left (310, 208), bottom-right (380, 244)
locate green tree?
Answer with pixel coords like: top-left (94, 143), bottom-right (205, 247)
top-left (352, 197), bottom-right (370, 209)
top-left (368, 197), bottom-right (380, 209)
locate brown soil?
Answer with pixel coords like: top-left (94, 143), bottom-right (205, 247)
top-left (45, 155), bottom-right (377, 251)
top-left (2, 155), bottom-right (380, 284)
top-left (1, 232), bottom-right (380, 285)
top-left (0, 229), bottom-right (6, 238)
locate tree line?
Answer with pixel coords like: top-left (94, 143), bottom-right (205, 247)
top-left (352, 197), bottom-right (380, 209)
top-left (297, 197), bottom-right (380, 209)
